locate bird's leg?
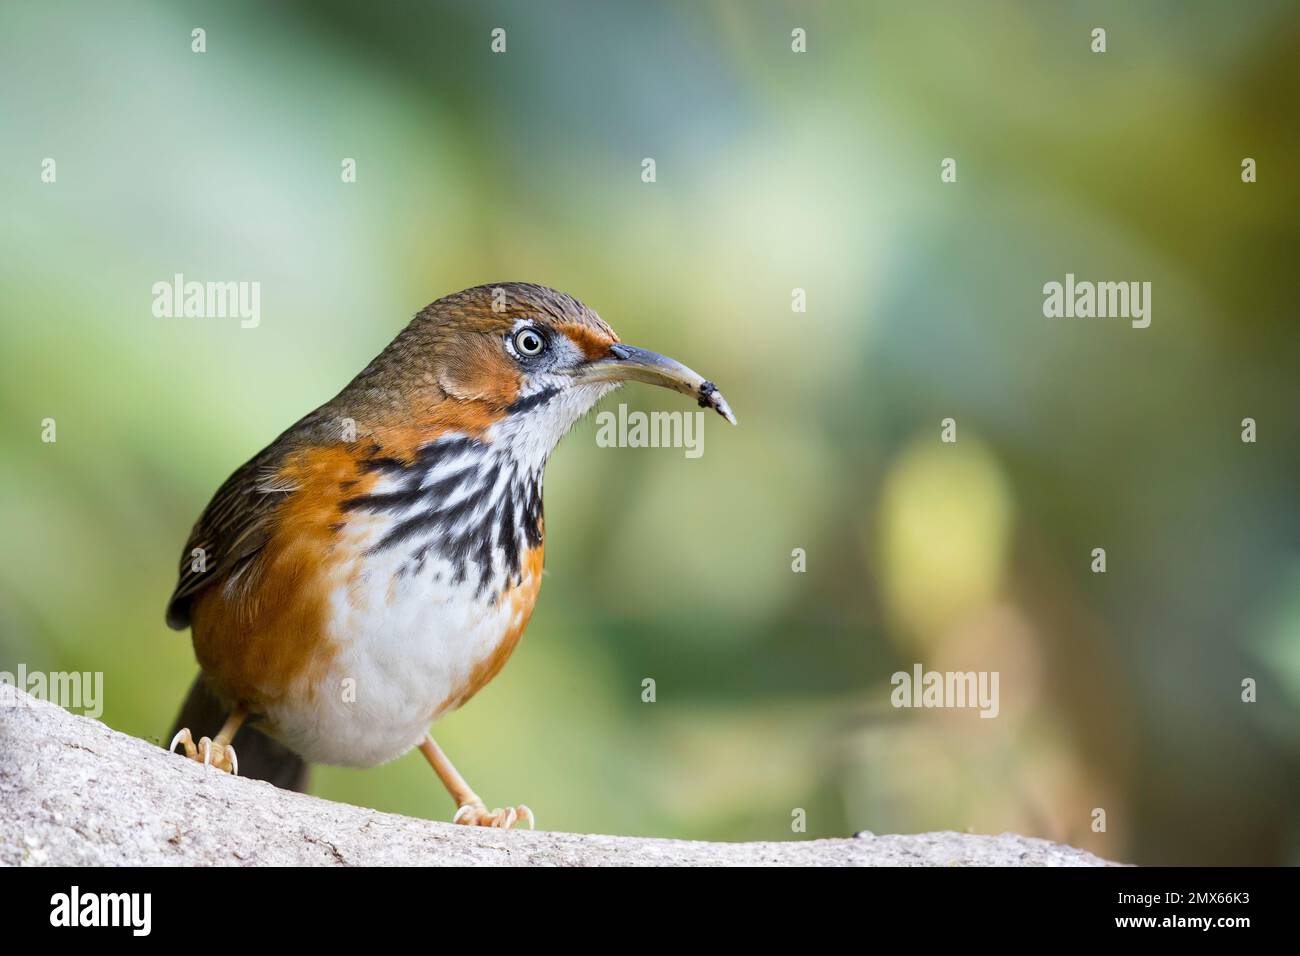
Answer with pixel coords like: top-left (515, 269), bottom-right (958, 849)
top-left (418, 734), bottom-right (534, 830)
top-left (169, 706), bottom-right (247, 775)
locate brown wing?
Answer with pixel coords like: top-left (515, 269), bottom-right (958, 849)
top-left (165, 443), bottom-right (299, 630)
top-left (164, 310), bottom-right (456, 630)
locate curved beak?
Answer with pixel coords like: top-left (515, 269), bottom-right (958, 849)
top-left (568, 343), bottom-right (737, 425)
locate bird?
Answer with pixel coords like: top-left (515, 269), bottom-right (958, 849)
top-left (164, 282), bottom-right (735, 828)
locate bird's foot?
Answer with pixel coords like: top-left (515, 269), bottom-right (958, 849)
top-left (452, 799), bottom-right (534, 829)
top-left (168, 727), bottom-right (239, 775)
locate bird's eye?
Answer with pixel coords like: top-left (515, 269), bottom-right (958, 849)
top-left (512, 328), bottom-right (547, 357)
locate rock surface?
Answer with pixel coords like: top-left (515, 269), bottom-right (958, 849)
top-left (0, 688), bottom-right (1119, 866)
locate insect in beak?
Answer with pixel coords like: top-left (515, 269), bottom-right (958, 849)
top-left (568, 343), bottom-right (737, 425)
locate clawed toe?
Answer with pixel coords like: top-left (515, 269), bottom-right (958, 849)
top-left (167, 727), bottom-right (239, 775)
top-left (420, 735), bottom-right (534, 832)
top-left (168, 727), bottom-right (196, 759)
top-left (452, 801), bottom-right (535, 830)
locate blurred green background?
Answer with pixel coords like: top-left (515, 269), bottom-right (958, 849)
top-left (2, 1), bottom-right (1298, 865)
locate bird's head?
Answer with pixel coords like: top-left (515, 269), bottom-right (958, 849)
top-left (370, 282), bottom-right (735, 464)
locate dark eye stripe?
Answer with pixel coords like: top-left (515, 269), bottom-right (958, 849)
top-left (506, 385), bottom-right (559, 414)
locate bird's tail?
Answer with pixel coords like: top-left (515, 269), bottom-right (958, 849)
top-left (170, 674), bottom-right (310, 793)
